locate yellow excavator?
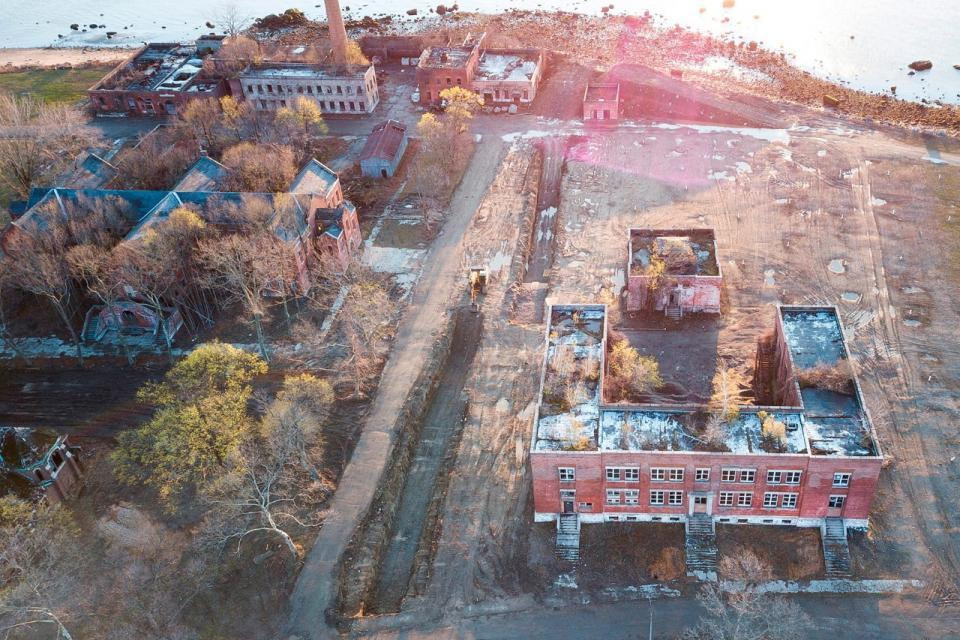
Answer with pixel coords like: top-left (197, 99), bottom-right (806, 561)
top-left (468, 267), bottom-right (488, 312)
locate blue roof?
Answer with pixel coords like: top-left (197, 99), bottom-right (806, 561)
top-left (173, 156), bottom-right (229, 192)
top-left (289, 159), bottom-right (338, 194)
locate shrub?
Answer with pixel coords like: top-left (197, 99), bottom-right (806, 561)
top-left (606, 339), bottom-right (662, 401)
top-left (796, 361), bottom-right (853, 393)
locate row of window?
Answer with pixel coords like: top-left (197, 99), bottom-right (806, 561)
top-left (561, 467), bottom-right (852, 488)
top-left (248, 82), bottom-right (370, 96)
top-left (257, 99), bottom-right (366, 112)
top-left (600, 490), bottom-right (845, 510)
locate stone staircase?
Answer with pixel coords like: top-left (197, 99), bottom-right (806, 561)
top-left (664, 305), bottom-right (683, 321)
top-left (556, 513), bottom-right (581, 562)
top-left (82, 315), bottom-right (100, 343)
top-left (822, 517), bottom-right (851, 578)
top-left (685, 514), bottom-right (717, 580)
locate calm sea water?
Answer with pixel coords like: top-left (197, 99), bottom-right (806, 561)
top-left (3, 0), bottom-right (959, 104)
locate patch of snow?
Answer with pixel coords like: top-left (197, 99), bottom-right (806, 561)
top-left (735, 161), bottom-right (752, 174)
top-left (721, 579), bottom-right (923, 594)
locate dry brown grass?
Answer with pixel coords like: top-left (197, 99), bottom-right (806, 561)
top-left (796, 360), bottom-right (853, 393)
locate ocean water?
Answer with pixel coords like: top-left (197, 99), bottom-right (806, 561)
top-left (3, 0), bottom-right (959, 104)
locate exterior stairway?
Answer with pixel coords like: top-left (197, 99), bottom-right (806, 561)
top-left (822, 517), bottom-right (852, 578)
top-left (556, 513), bottom-right (581, 562)
top-left (82, 315), bottom-right (100, 343)
top-left (685, 514), bottom-right (717, 580)
top-left (664, 305), bottom-right (683, 321)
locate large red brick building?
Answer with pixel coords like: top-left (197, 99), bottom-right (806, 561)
top-left (530, 303), bottom-right (882, 531)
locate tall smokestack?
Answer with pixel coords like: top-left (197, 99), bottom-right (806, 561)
top-left (324, 0), bottom-right (349, 66)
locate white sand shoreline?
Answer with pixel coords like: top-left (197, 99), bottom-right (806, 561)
top-left (0, 47), bottom-right (135, 70)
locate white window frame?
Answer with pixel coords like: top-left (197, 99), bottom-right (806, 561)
top-left (560, 489), bottom-right (576, 500)
top-left (606, 489), bottom-right (621, 505)
top-left (668, 468), bottom-right (684, 483)
top-left (721, 468), bottom-right (737, 483)
top-left (624, 489), bottom-right (639, 505)
top-left (578, 502), bottom-right (593, 512)
top-left (558, 467), bottom-right (575, 482)
top-left (833, 472), bottom-right (851, 488)
top-left (719, 491), bottom-right (734, 507)
top-left (606, 467), bottom-right (622, 481)
top-left (829, 495), bottom-right (846, 509)
top-left (624, 467), bottom-right (640, 482)
top-left (650, 490), bottom-right (665, 506)
top-left (763, 492), bottom-right (779, 509)
top-left (781, 493), bottom-right (798, 509)
top-left (737, 492), bottom-right (753, 507)
top-left (767, 470), bottom-right (783, 485)
top-left (695, 468), bottom-right (710, 482)
top-left (784, 470), bottom-right (802, 485)
top-left (740, 469), bottom-right (756, 483)
top-left (668, 490), bottom-right (684, 506)
top-left (650, 468), bottom-right (666, 482)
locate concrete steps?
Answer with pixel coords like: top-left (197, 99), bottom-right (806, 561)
top-left (664, 306), bottom-right (682, 321)
top-left (822, 517), bottom-right (852, 578)
top-left (685, 514), bottom-right (717, 580)
top-left (556, 513), bottom-right (580, 562)
top-left (82, 315), bottom-right (100, 343)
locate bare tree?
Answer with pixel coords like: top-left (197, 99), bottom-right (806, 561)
top-left (202, 432), bottom-right (329, 559)
top-left (709, 361), bottom-right (749, 422)
top-left (262, 373), bottom-right (334, 479)
top-left (197, 232), bottom-right (275, 361)
top-left (0, 94), bottom-right (97, 199)
top-left (685, 550), bottom-right (813, 640)
top-left (111, 130), bottom-right (194, 190)
top-left (336, 273), bottom-right (392, 397)
top-left (215, 4), bottom-right (252, 38)
top-left (177, 98), bottom-right (224, 156)
top-left (220, 142), bottom-right (297, 192)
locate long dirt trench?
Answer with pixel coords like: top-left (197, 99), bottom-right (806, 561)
top-left (369, 308), bottom-right (484, 612)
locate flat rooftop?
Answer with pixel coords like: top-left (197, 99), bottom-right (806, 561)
top-left (630, 228), bottom-right (719, 276)
top-left (532, 304), bottom-right (879, 458)
top-left (420, 45), bottom-right (477, 69)
top-left (475, 52), bottom-right (539, 82)
top-left (585, 83), bottom-right (620, 102)
top-left (240, 63), bottom-right (369, 80)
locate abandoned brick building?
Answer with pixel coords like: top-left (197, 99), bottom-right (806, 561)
top-left (625, 228), bottom-right (722, 318)
top-left (231, 61), bottom-right (380, 115)
top-left (583, 83), bottom-right (621, 122)
top-left (1, 428), bottom-right (83, 505)
top-left (530, 303), bottom-right (882, 533)
top-left (415, 32), bottom-right (544, 109)
top-left (2, 158), bottom-right (360, 346)
top-left (88, 40), bottom-right (226, 117)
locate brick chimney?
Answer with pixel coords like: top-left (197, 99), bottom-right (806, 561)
top-left (324, 0), bottom-right (349, 66)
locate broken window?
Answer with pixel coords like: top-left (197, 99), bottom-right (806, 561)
top-left (624, 490), bottom-right (639, 505)
top-left (695, 468), bottom-right (710, 482)
top-left (737, 492), bottom-right (753, 507)
top-left (579, 502), bottom-right (593, 511)
top-left (785, 471), bottom-right (802, 485)
top-left (781, 494), bottom-right (798, 509)
top-left (558, 467), bottom-right (575, 482)
top-left (767, 471), bottom-right (783, 484)
top-left (763, 492), bottom-right (779, 508)
top-left (51, 450), bottom-right (64, 468)
top-left (719, 491), bottom-right (734, 507)
top-left (649, 490), bottom-right (665, 506)
top-left (606, 467), bottom-right (622, 481)
top-left (668, 491), bottom-right (683, 506)
top-left (560, 489), bottom-right (575, 500)
top-left (828, 495), bottom-right (846, 509)
top-left (833, 472), bottom-right (851, 487)
top-left (606, 490), bottom-right (620, 505)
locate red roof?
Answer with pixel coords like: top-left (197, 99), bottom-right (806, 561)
top-left (359, 120), bottom-right (407, 162)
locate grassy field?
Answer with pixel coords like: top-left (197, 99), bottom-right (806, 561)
top-left (0, 66), bottom-right (113, 103)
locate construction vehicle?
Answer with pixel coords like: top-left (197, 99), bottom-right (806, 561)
top-left (468, 267), bottom-right (488, 312)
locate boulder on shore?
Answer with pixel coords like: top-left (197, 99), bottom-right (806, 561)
top-left (908, 60), bottom-right (933, 71)
top-left (407, 8), bottom-right (418, 15)
top-left (954, 64), bottom-right (960, 71)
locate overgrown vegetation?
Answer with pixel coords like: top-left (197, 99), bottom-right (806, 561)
top-left (412, 86), bottom-right (481, 200)
top-left (795, 360), bottom-right (853, 393)
top-left (0, 66), bottom-right (114, 103)
top-left (605, 337), bottom-right (662, 402)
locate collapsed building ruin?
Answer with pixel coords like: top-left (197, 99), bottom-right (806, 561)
top-left (625, 228), bottom-right (722, 318)
top-left (1, 427), bottom-right (83, 504)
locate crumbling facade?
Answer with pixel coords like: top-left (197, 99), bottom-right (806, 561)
top-left (88, 41), bottom-right (226, 117)
top-left (232, 62), bottom-right (379, 115)
top-left (530, 303), bottom-right (882, 530)
top-left (583, 83), bottom-right (620, 122)
top-left (625, 228), bottom-right (722, 317)
top-left (1, 428), bottom-right (83, 504)
top-left (415, 33), bottom-right (544, 109)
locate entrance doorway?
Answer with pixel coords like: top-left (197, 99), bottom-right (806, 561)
top-left (563, 500), bottom-right (574, 514)
top-left (694, 495), bottom-right (708, 513)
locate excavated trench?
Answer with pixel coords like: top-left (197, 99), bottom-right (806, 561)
top-left (524, 136), bottom-right (566, 284)
top-left (366, 308), bottom-right (484, 613)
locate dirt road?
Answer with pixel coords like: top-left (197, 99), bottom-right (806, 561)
top-left (524, 136), bottom-right (565, 284)
top-left (285, 138), bottom-right (507, 639)
top-left (371, 309), bottom-right (484, 612)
